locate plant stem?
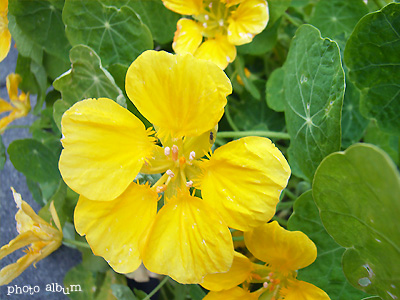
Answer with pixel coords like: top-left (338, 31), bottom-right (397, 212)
top-left (143, 276), bottom-right (169, 300)
top-left (373, 0), bottom-right (387, 9)
top-left (217, 130), bottom-right (290, 140)
top-left (62, 238), bottom-right (91, 249)
top-left (283, 189), bottom-right (297, 201)
top-left (283, 12), bottom-right (303, 28)
top-left (224, 105), bottom-right (240, 132)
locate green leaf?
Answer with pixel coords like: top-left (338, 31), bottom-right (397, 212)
top-left (53, 45), bottom-right (126, 129)
top-left (310, 0), bottom-right (368, 39)
top-left (127, 0), bottom-right (180, 44)
top-left (0, 135), bottom-right (5, 170)
top-left (8, 139), bottom-right (61, 184)
top-left (8, 0), bottom-right (70, 63)
top-left (313, 143), bottom-right (400, 299)
top-left (188, 285), bottom-right (206, 300)
top-left (63, 0), bottom-right (153, 67)
top-left (234, 56), bottom-right (260, 100)
top-left (111, 284), bottom-right (137, 300)
top-left (268, 0), bottom-right (291, 25)
top-left (284, 24), bottom-right (345, 181)
top-left (38, 180), bottom-right (67, 225)
top-left (344, 3), bottom-right (400, 135)
top-left (288, 191), bottom-right (369, 299)
top-left (266, 67), bottom-right (285, 112)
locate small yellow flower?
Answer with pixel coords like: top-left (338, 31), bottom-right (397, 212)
top-left (164, 0), bottom-right (269, 69)
top-left (0, 0), bottom-right (11, 62)
top-left (0, 73), bottom-right (31, 134)
top-left (59, 50), bottom-right (290, 284)
top-left (201, 221), bottom-right (331, 299)
top-left (0, 188), bottom-right (63, 285)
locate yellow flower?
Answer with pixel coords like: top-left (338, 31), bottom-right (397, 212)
top-left (0, 73), bottom-right (31, 134)
top-left (163, 0), bottom-right (269, 69)
top-left (201, 221), bottom-right (331, 299)
top-left (59, 50), bottom-right (290, 284)
top-left (0, 188), bottom-right (63, 285)
top-left (0, 0), bottom-right (11, 62)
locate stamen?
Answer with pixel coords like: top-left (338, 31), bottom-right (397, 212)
top-left (186, 180), bottom-right (193, 187)
top-left (219, 19), bottom-right (224, 26)
top-left (204, 14), bottom-right (209, 21)
top-left (203, 22), bottom-right (208, 28)
top-left (164, 146), bottom-right (171, 156)
top-left (166, 169), bottom-right (175, 178)
top-left (263, 282), bottom-right (269, 288)
top-left (189, 151), bottom-right (196, 161)
top-left (209, 2), bottom-right (212, 8)
top-left (171, 145), bottom-right (179, 161)
top-left (179, 156), bottom-right (186, 165)
top-left (156, 185), bottom-right (167, 193)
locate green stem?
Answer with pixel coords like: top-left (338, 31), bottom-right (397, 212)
top-left (4, 125), bottom-right (30, 130)
top-left (224, 105), bottom-right (240, 132)
top-left (232, 235), bottom-right (244, 241)
top-left (373, 0), bottom-right (387, 9)
top-left (217, 130), bottom-right (290, 140)
top-left (283, 189), bottom-right (297, 201)
top-left (62, 238), bottom-right (91, 249)
top-left (143, 276), bottom-right (169, 300)
top-left (272, 216), bottom-right (288, 227)
top-left (283, 12), bottom-right (303, 27)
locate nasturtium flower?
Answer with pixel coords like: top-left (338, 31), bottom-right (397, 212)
top-left (0, 73), bottom-right (31, 134)
top-left (163, 0), bottom-right (269, 69)
top-left (0, 188), bottom-right (63, 285)
top-left (0, 0), bottom-right (11, 62)
top-left (59, 50), bottom-right (290, 284)
top-left (201, 221), bottom-right (331, 299)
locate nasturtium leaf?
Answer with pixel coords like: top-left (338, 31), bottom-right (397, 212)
top-left (234, 57), bottom-right (260, 100)
top-left (267, 0), bottom-right (291, 25)
top-left (63, 0), bottom-right (153, 67)
top-left (284, 24), bottom-right (344, 181)
top-left (288, 191), bottom-right (369, 299)
top-left (0, 135), bottom-right (5, 170)
top-left (310, 0), bottom-right (368, 39)
top-left (111, 284), bottom-right (137, 300)
top-left (313, 143), bottom-right (400, 299)
top-left (344, 3), bottom-right (400, 135)
top-left (8, 0), bottom-right (70, 63)
top-left (127, 0), bottom-right (180, 44)
top-left (341, 77), bottom-right (369, 148)
top-left (266, 67), bottom-right (285, 112)
top-left (53, 45), bottom-right (126, 129)
top-left (8, 139), bottom-right (61, 184)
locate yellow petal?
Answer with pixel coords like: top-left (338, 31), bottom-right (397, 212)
top-left (74, 182), bottom-right (158, 274)
top-left (201, 251), bottom-right (252, 291)
top-left (6, 74), bottom-right (22, 101)
top-left (194, 35), bottom-right (236, 69)
top-left (0, 111), bottom-right (16, 133)
top-left (0, 98), bottom-right (13, 113)
top-left (140, 145), bottom-right (175, 174)
top-left (183, 125), bottom-right (217, 159)
top-left (0, 0), bottom-right (10, 63)
top-left (203, 287), bottom-right (259, 300)
top-left (280, 280), bottom-right (331, 300)
top-left (162, 0), bottom-right (203, 15)
top-left (59, 98), bottom-right (155, 201)
top-left (200, 137), bottom-right (290, 231)
top-left (141, 191), bottom-right (234, 284)
top-left (0, 231), bottom-right (42, 260)
top-left (173, 18), bottom-right (203, 55)
top-left (227, 0), bottom-right (269, 45)
top-left (0, 0), bottom-right (8, 14)
top-left (221, 0), bottom-right (246, 7)
top-left (244, 221), bottom-right (317, 274)
top-left (126, 50), bottom-right (231, 139)
top-left (0, 252), bottom-right (42, 286)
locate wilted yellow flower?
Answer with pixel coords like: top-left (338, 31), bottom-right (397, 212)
top-left (202, 221), bottom-right (330, 299)
top-left (0, 0), bottom-right (11, 62)
top-left (163, 0), bottom-right (269, 69)
top-left (0, 188), bottom-right (63, 285)
top-left (0, 73), bottom-right (31, 134)
top-left (59, 50), bottom-right (290, 284)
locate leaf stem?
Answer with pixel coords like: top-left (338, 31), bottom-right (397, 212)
top-left (283, 12), bottom-right (303, 28)
top-left (143, 276), bottom-right (169, 300)
top-left (224, 105), bottom-right (240, 132)
top-left (373, 0), bottom-right (387, 9)
top-left (217, 130), bottom-right (290, 140)
top-left (62, 238), bottom-right (91, 249)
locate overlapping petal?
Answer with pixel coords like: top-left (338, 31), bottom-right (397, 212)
top-left (140, 145), bottom-right (174, 174)
top-left (0, 0), bottom-right (11, 62)
top-left (59, 98), bottom-right (155, 201)
top-left (280, 280), bottom-right (331, 300)
top-left (200, 137), bottom-right (290, 231)
top-left (203, 287), bottom-right (259, 300)
top-left (141, 191), bottom-right (233, 284)
top-left (126, 50), bottom-right (231, 139)
top-left (227, 0), bottom-right (269, 45)
top-left (201, 252), bottom-right (252, 291)
top-left (182, 126), bottom-right (217, 159)
top-left (162, 0), bottom-right (203, 15)
top-left (173, 18), bottom-right (203, 55)
top-left (74, 182), bottom-right (158, 274)
top-left (244, 221), bottom-right (317, 275)
top-left (194, 35), bottom-right (237, 69)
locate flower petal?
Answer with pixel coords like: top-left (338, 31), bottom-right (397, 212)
top-left (194, 35), bottom-right (236, 69)
top-left (74, 182), bottom-right (158, 274)
top-left (173, 18), bottom-right (203, 55)
top-left (126, 50), bottom-right (231, 139)
top-left (0, 252), bottom-right (41, 285)
top-left (0, 232), bottom-right (42, 260)
top-left (59, 98), bottom-right (155, 201)
top-left (200, 136), bottom-right (290, 231)
top-left (162, 0), bottom-right (203, 15)
top-left (6, 74), bottom-right (22, 101)
top-left (227, 0), bottom-right (269, 45)
top-left (183, 125), bottom-right (217, 159)
top-left (140, 145), bottom-right (174, 174)
top-left (201, 251), bottom-right (252, 291)
top-left (280, 280), bottom-right (331, 300)
top-left (141, 191), bottom-right (233, 284)
top-left (0, 98), bottom-right (13, 114)
top-left (203, 287), bottom-right (259, 300)
top-left (244, 221), bottom-right (317, 274)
